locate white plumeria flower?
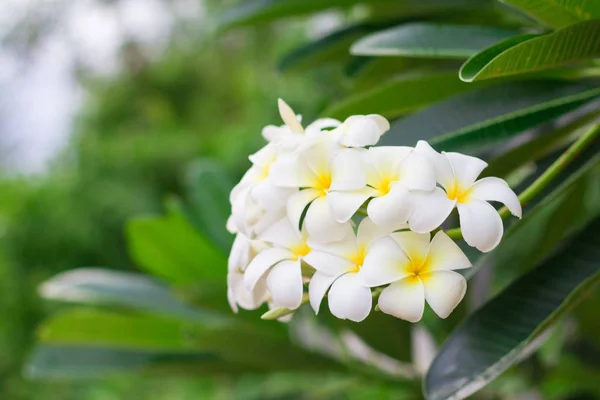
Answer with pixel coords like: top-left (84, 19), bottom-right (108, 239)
top-left (303, 218), bottom-right (392, 322)
top-left (229, 185), bottom-right (286, 238)
top-left (410, 141), bottom-right (522, 252)
top-left (232, 143), bottom-right (296, 211)
top-left (329, 114), bottom-right (390, 147)
top-left (243, 217), bottom-right (312, 309)
top-left (262, 98), bottom-right (340, 152)
top-left (361, 231), bottom-right (471, 322)
top-left (270, 141), bottom-right (371, 242)
top-left (227, 234), bottom-right (268, 312)
top-left (356, 146), bottom-right (436, 227)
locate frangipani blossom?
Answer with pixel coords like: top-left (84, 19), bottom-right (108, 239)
top-left (304, 218), bottom-right (392, 322)
top-left (329, 114), bottom-right (390, 147)
top-left (410, 140), bottom-right (522, 252)
top-left (361, 146), bottom-right (436, 227)
top-left (227, 234), bottom-right (268, 312)
top-left (229, 185), bottom-right (286, 238)
top-left (270, 141), bottom-right (370, 242)
top-left (244, 217), bottom-right (312, 309)
top-left (361, 231), bottom-right (471, 322)
top-left (262, 98), bottom-right (340, 152)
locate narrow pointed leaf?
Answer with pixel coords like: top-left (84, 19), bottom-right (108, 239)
top-left (460, 20), bottom-right (600, 82)
top-left (500, 0), bottom-right (600, 28)
top-left (38, 268), bottom-right (215, 321)
top-left (381, 80), bottom-right (600, 151)
top-left (351, 23), bottom-right (520, 58)
top-left (425, 217), bottom-right (600, 400)
top-left (323, 72), bottom-right (488, 119)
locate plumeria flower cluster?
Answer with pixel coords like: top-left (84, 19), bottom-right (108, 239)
top-left (226, 99), bottom-right (521, 323)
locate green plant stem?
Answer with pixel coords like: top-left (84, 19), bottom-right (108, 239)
top-left (445, 123), bottom-right (600, 241)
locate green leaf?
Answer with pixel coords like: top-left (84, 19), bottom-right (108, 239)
top-left (460, 21), bottom-right (600, 82)
top-left (482, 110), bottom-right (600, 179)
top-left (351, 23), bottom-right (520, 58)
top-left (126, 209), bottom-right (226, 284)
top-left (381, 80), bottom-right (600, 151)
top-left (25, 345), bottom-right (236, 380)
top-left (38, 267), bottom-right (217, 322)
top-left (217, 0), bottom-right (493, 30)
top-left (500, 0), bottom-right (600, 29)
top-left (279, 24), bottom-right (374, 72)
top-left (184, 159), bottom-right (233, 253)
top-left (424, 217), bottom-right (600, 400)
top-left (323, 71), bottom-right (487, 120)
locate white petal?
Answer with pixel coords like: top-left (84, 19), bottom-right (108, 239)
top-left (408, 188), bottom-right (456, 233)
top-left (359, 236), bottom-right (410, 287)
top-left (244, 248), bottom-right (293, 291)
top-left (414, 140), bottom-right (454, 188)
top-left (391, 231), bottom-right (430, 263)
top-left (356, 217), bottom-right (397, 248)
top-left (365, 146), bottom-right (412, 181)
top-left (341, 116), bottom-right (384, 147)
top-left (259, 217), bottom-right (302, 249)
top-left (304, 197), bottom-right (347, 243)
top-left (470, 177), bottom-right (522, 218)
top-left (307, 222), bottom-right (357, 258)
top-left (303, 251), bottom-right (354, 276)
top-left (226, 215), bottom-right (237, 234)
top-left (458, 200), bottom-right (503, 252)
top-left (248, 143), bottom-right (276, 167)
top-left (422, 270), bottom-right (466, 319)
top-left (426, 231), bottom-right (471, 271)
top-left (378, 278), bottom-right (425, 323)
top-left (251, 180), bottom-right (294, 210)
top-left (278, 98), bottom-right (304, 133)
top-left (287, 189), bottom-right (320, 230)
top-left (398, 151), bottom-right (436, 191)
top-left (367, 184), bottom-right (412, 227)
top-left (367, 114), bottom-right (390, 133)
top-left (252, 207), bottom-right (286, 237)
top-left (330, 148), bottom-right (367, 191)
top-left (262, 124), bottom-right (287, 142)
top-left (327, 188), bottom-right (374, 223)
top-left (266, 259), bottom-right (304, 309)
top-left (328, 273), bottom-right (372, 322)
top-left (269, 155), bottom-right (315, 188)
top-left (303, 141), bottom-right (336, 177)
top-left (444, 152), bottom-right (488, 189)
top-left (305, 118), bottom-right (341, 137)
top-left (228, 270), bottom-right (267, 312)
top-left (228, 234), bottom-right (250, 272)
top-left (308, 271), bottom-right (338, 314)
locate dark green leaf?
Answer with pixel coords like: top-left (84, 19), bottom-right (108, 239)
top-left (126, 209), bottom-right (226, 284)
top-left (38, 268), bottom-right (216, 322)
top-left (381, 80), bottom-right (600, 151)
top-left (460, 21), bottom-right (600, 82)
top-left (279, 24), bottom-right (374, 72)
top-left (25, 345), bottom-right (235, 380)
top-left (324, 71), bottom-right (487, 120)
top-left (500, 0), bottom-right (600, 28)
top-left (184, 159), bottom-right (233, 253)
top-left (351, 23), bottom-right (520, 58)
top-left (425, 217), bottom-right (600, 400)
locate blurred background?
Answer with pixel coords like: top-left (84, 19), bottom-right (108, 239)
top-left (0, 0), bottom-right (345, 398)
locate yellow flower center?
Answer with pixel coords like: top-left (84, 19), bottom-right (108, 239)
top-left (291, 242), bottom-right (311, 260)
top-left (405, 255), bottom-right (432, 283)
top-left (446, 180), bottom-right (472, 204)
top-left (314, 173), bottom-right (332, 196)
top-left (372, 171), bottom-right (400, 196)
top-left (347, 246), bottom-right (366, 273)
